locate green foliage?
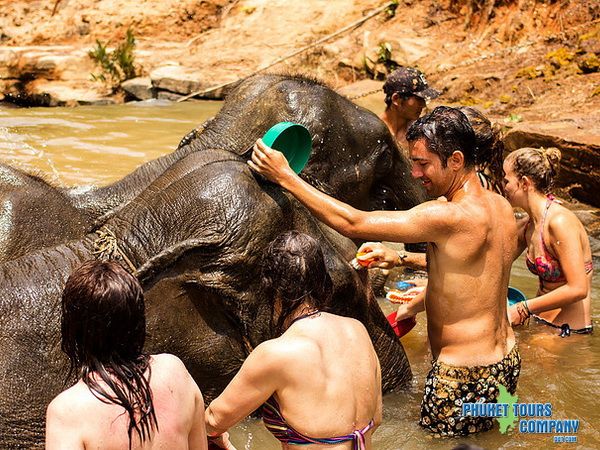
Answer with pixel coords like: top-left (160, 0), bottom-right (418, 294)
top-left (385, 1), bottom-right (399, 19)
top-left (89, 28), bottom-right (138, 90)
top-left (376, 42), bottom-right (399, 71)
top-left (578, 53), bottom-right (600, 74)
top-left (505, 113), bottom-right (523, 123)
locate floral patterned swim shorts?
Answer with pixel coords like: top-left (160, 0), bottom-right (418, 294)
top-left (420, 344), bottom-right (521, 437)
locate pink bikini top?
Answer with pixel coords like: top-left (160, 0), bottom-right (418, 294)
top-left (525, 196), bottom-right (593, 283)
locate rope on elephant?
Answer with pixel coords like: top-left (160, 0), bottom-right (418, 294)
top-left (93, 226), bottom-right (138, 274)
top-left (176, 1), bottom-right (398, 102)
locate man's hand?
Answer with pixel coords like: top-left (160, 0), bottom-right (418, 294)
top-left (356, 242), bottom-right (400, 269)
top-left (395, 302), bottom-right (414, 322)
top-left (208, 432), bottom-right (237, 450)
top-left (248, 139), bottom-right (295, 185)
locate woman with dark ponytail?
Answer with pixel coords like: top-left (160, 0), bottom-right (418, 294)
top-left (504, 147), bottom-right (594, 336)
top-left (458, 106), bottom-right (506, 196)
top-left (46, 260), bottom-right (209, 449)
top-left (205, 231), bottom-right (381, 450)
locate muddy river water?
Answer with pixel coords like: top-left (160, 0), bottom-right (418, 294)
top-left (0, 100), bottom-right (598, 449)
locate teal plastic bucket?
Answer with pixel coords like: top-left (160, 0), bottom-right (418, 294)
top-left (262, 122), bottom-right (312, 174)
top-left (507, 286), bottom-right (527, 306)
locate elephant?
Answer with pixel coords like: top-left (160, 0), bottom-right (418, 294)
top-left (0, 74), bottom-right (424, 262)
top-left (0, 75), bottom-right (426, 447)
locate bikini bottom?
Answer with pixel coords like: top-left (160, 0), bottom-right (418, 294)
top-left (533, 314), bottom-right (593, 338)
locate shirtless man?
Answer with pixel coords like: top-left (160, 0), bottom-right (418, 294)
top-left (249, 106), bottom-right (520, 437)
top-left (380, 66), bottom-right (440, 150)
top-left (46, 260), bottom-right (208, 449)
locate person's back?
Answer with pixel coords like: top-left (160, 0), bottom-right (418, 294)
top-left (47, 354), bottom-right (206, 449)
top-left (425, 182), bottom-right (517, 366)
top-left (204, 231), bottom-right (381, 450)
top-left (269, 312), bottom-right (380, 447)
top-left (46, 260), bottom-right (208, 450)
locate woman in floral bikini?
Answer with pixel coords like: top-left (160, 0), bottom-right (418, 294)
top-left (503, 147), bottom-right (593, 336)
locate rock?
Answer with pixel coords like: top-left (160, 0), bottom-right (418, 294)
top-left (121, 77), bottom-right (155, 100)
top-left (440, 72), bottom-right (502, 103)
top-left (572, 209), bottom-right (600, 228)
top-left (150, 64), bottom-right (206, 95)
top-left (336, 79), bottom-right (382, 99)
top-left (579, 38), bottom-right (600, 56)
top-left (504, 120), bottom-right (600, 208)
top-left (0, 45), bottom-right (95, 81)
top-left (24, 80), bottom-right (115, 106)
top-left (156, 90), bottom-right (184, 101)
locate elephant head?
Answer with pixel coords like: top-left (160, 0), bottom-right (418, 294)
top-left (184, 74), bottom-right (426, 213)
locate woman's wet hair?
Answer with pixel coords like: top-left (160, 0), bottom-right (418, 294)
top-left (406, 106), bottom-right (477, 168)
top-left (261, 231), bottom-right (333, 336)
top-left (459, 106), bottom-right (506, 195)
top-left (61, 260), bottom-right (158, 448)
top-left (505, 147), bottom-right (562, 193)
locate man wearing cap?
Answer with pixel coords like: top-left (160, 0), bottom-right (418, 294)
top-left (381, 66), bottom-right (440, 151)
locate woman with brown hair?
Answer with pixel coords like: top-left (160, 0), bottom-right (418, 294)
top-left (503, 147), bottom-right (593, 336)
top-left (205, 231), bottom-right (382, 449)
top-left (46, 260), bottom-right (208, 449)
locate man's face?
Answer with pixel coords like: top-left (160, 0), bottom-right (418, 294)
top-left (409, 139), bottom-right (450, 197)
top-left (398, 95), bottom-right (426, 121)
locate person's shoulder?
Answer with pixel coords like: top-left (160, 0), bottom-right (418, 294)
top-left (256, 333), bottom-right (320, 366)
top-left (150, 354), bottom-right (203, 400)
top-left (151, 353), bottom-right (195, 381)
top-left (547, 204), bottom-right (583, 235)
top-left (335, 313), bottom-right (370, 334)
top-left (489, 191), bottom-right (515, 215)
top-left (152, 353), bottom-right (187, 370)
top-left (46, 382), bottom-right (92, 425)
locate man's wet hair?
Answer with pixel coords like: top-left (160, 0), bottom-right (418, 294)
top-left (406, 106), bottom-right (477, 168)
top-left (261, 231), bottom-right (333, 336)
top-left (61, 260), bottom-right (157, 449)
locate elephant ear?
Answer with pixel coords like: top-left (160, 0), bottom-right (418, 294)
top-left (136, 238), bottom-right (215, 285)
top-left (136, 237), bottom-right (259, 403)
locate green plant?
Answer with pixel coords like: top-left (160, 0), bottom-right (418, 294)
top-left (505, 113), bottom-right (523, 123)
top-left (89, 28), bottom-right (138, 89)
top-left (376, 42), bottom-right (399, 72)
top-left (385, 1), bottom-right (399, 19)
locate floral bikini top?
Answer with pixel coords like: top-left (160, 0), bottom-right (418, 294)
top-left (525, 196), bottom-right (593, 283)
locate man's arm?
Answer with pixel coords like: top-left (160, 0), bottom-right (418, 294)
top-left (249, 140), bottom-right (451, 244)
